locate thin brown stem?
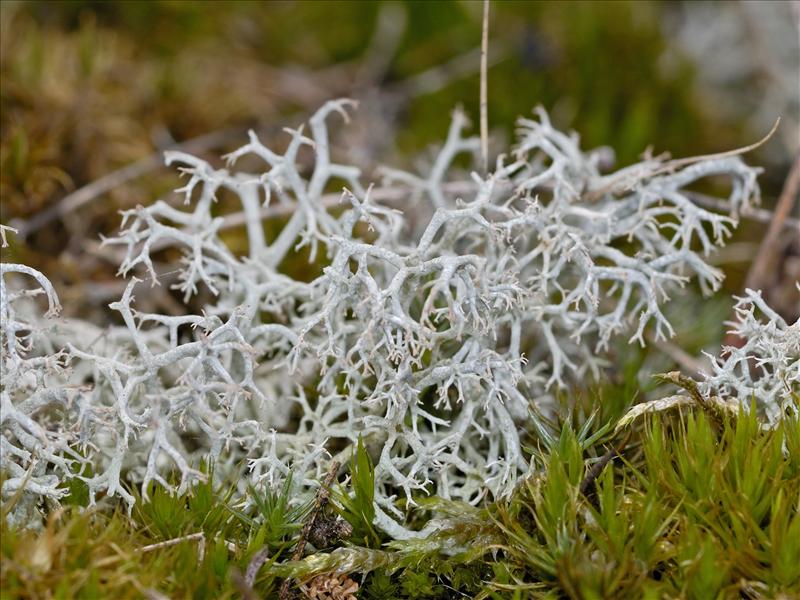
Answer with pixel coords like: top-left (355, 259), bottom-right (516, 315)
top-left (137, 532), bottom-right (206, 565)
top-left (480, 0), bottom-right (490, 174)
top-left (15, 127), bottom-right (245, 240)
top-left (744, 153), bottom-right (800, 293)
top-left (722, 153), bottom-right (800, 352)
top-left (278, 460), bottom-right (340, 600)
top-left (579, 431), bottom-right (632, 507)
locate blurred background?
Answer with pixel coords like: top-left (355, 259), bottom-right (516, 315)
top-left (1, 0), bottom-right (798, 333)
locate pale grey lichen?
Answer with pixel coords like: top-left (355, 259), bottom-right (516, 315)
top-left (2, 100), bottom-right (781, 537)
top-left (700, 288), bottom-right (800, 425)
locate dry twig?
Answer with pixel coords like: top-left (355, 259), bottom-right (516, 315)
top-left (724, 153), bottom-right (800, 350)
top-left (14, 127), bottom-right (246, 240)
top-left (480, 0), bottom-right (490, 174)
top-left (744, 153), bottom-right (800, 293)
top-left (579, 432), bottom-right (632, 508)
top-left (278, 461), bottom-right (341, 600)
top-left (585, 118), bottom-right (780, 202)
top-left (137, 532), bottom-right (207, 564)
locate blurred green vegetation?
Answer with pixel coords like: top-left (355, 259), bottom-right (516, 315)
top-left (0, 1), bottom-right (763, 245)
top-left (6, 0), bottom-right (737, 162)
top-left (3, 0), bottom-right (787, 314)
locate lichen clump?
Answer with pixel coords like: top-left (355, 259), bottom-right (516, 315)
top-left (2, 100), bottom-right (796, 535)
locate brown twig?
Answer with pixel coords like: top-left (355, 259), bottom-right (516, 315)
top-left (585, 118), bottom-right (780, 202)
top-left (14, 127), bottom-right (246, 240)
top-left (722, 154), bottom-right (800, 352)
top-left (744, 152), bottom-right (800, 293)
top-left (278, 460), bottom-right (341, 600)
top-left (579, 431), bottom-right (632, 508)
top-left (724, 153), bottom-right (800, 351)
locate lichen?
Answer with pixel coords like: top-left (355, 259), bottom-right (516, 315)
top-left (4, 100), bottom-right (790, 537)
